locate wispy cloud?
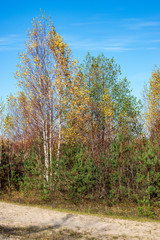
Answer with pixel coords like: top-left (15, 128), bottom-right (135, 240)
top-left (63, 32), bottom-right (160, 53)
top-left (65, 16), bottom-right (160, 52)
top-left (71, 21), bottom-right (109, 26)
top-left (151, 39), bottom-right (160, 43)
top-left (0, 34), bottom-right (24, 51)
top-left (72, 17), bottom-right (160, 31)
top-left (124, 19), bottom-right (160, 30)
top-left (63, 34), bottom-right (134, 52)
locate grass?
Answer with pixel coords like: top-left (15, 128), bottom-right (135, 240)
top-left (0, 191), bottom-right (160, 223)
top-left (1, 192), bottom-right (159, 239)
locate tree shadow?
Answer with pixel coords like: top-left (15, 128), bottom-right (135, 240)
top-left (0, 225), bottom-right (53, 239)
top-left (0, 224), bottom-right (85, 239)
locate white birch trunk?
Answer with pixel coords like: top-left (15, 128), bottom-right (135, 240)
top-left (43, 119), bottom-right (49, 183)
top-left (57, 113), bottom-right (61, 162)
top-left (57, 90), bottom-right (62, 162)
top-left (49, 87), bottom-right (52, 177)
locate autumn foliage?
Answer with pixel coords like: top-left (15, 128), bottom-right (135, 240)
top-left (0, 14), bottom-right (160, 214)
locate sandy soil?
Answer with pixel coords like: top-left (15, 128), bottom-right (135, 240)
top-left (0, 201), bottom-right (160, 239)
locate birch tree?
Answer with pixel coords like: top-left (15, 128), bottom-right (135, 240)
top-left (48, 26), bottom-right (75, 161)
top-left (14, 13), bottom-right (74, 183)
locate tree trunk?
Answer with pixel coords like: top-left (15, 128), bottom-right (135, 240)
top-left (43, 120), bottom-right (49, 183)
top-left (57, 113), bottom-right (61, 162)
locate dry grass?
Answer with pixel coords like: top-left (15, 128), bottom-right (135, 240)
top-left (1, 191), bottom-right (160, 223)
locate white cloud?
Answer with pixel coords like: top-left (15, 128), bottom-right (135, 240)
top-left (67, 17), bottom-right (160, 52)
top-left (63, 33), bottom-right (137, 52)
top-left (0, 34), bottom-right (24, 51)
top-left (124, 19), bottom-right (160, 30)
top-left (71, 21), bottom-right (108, 26)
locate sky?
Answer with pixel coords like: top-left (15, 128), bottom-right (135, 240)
top-left (1, 0), bottom-right (160, 102)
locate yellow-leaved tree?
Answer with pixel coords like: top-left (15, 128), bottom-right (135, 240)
top-left (12, 13), bottom-right (76, 185)
top-left (146, 67), bottom-right (160, 137)
top-left (62, 71), bottom-right (91, 146)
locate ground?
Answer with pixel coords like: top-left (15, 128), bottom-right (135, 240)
top-left (0, 201), bottom-right (160, 239)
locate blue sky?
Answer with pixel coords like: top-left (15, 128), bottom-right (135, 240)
top-left (1, 0), bottom-right (160, 102)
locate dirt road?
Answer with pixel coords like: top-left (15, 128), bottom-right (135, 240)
top-left (0, 201), bottom-right (160, 239)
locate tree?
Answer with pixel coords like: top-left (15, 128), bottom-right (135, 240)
top-left (0, 99), bottom-right (5, 190)
top-left (48, 24), bottom-right (76, 162)
top-left (62, 71), bottom-right (91, 146)
top-left (80, 53), bottom-right (141, 153)
top-left (0, 98), bottom-right (5, 139)
top-left (145, 67), bottom-right (160, 138)
top-left (13, 13), bottom-right (75, 184)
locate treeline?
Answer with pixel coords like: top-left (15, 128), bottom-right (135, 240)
top-left (0, 14), bottom-right (160, 207)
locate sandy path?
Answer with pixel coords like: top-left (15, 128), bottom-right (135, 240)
top-left (0, 201), bottom-right (160, 239)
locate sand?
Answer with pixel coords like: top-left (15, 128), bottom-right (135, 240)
top-left (0, 201), bottom-right (160, 239)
